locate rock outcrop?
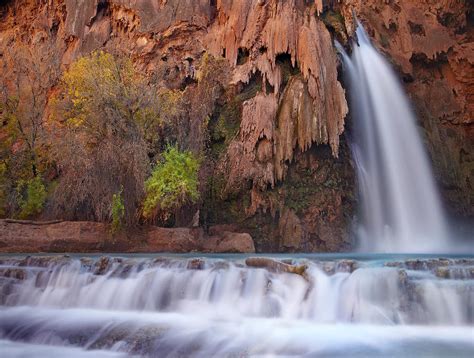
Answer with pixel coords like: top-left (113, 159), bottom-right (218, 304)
top-left (245, 257), bottom-right (308, 277)
top-left (0, 219), bottom-right (255, 253)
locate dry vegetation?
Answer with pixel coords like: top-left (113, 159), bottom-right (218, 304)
top-left (0, 50), bottom-right (230, 228)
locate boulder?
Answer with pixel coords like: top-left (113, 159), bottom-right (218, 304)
top-left (202, 232), bottom-right (255, 253)
top-left (245, 257), bottom-right (307, 277)
top-left (0, 220), bottom-right (109, 253)
top-left (146, 227), bottom-right (202, 253)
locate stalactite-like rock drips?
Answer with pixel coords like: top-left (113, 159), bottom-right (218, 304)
top-left (224, 93), bottom-right (277, 193)
top-left (206, 0), bottom-right (347, 162)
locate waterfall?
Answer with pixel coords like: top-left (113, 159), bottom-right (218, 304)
top-left (0, 255), bottom-right (473, 357)
top-left (337, 22), bottom-right (448, 253)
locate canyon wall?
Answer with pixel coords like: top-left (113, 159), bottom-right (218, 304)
top-left (0, 0), bottom-right (472, 251)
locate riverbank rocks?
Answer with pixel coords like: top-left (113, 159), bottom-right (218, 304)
top-left (203, 232), bottom-right (255, 253)
top-left (0, 268), bottom-right (27, 280)
top-left (245, 257), bottom-right (307, 277)
top-left (385, 258), bottom-right (474, 280)
top-left (0, 220), bottom-right (255, 254)
top-left (0, 220), bottom-right (108, 253)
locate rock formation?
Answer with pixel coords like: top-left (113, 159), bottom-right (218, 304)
top-left (0, 219), bottom-right (255, 253)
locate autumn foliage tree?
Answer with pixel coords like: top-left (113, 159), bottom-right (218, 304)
top-left (49, 51), bottom-right (156, 225)
top-left (1, 46), bottom-right (230, 226)
top-left (0, 41), bottom-right (59, 218)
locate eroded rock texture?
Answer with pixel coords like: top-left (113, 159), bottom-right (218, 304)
top-left (0, 0), bottom-right (471, 251)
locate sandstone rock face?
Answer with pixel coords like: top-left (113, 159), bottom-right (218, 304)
top-left (225, 93), bottom-right (278, 194)
top-left (202, 232), bottom-right (256, 254)
top-left (146, 227), bottom-right (202, 252)
top-left (0, 220), bottom-right (109, 252)
top-left (0, 220), bottom-right (255, 253)
top-left (205, 0), bottom-right (348, 156)
top-left (278, 208), bottom-right (302, 251)
top-left (0, 0), bottom-right (470, 252)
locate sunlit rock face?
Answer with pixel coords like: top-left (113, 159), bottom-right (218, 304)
top-left (204, 1), bottom-right (348, 157)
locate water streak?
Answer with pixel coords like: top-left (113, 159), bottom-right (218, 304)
top-left (337, 23), bottom-right (447, 253)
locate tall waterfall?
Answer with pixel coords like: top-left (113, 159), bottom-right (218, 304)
top-left (338, 23), bottom-right (447, 253)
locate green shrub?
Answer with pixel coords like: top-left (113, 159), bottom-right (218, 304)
top-left (111, 186), bottom-right (125, 233)
top-left (143, 145), bottom-right (200, 221)
top-left (17, 177), bottom-right (47, 219)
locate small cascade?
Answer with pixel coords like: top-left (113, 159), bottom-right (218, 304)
top-left (337, 23), bottom-right (448, 253)
top-left (0, 255), bottom-right (473, 357)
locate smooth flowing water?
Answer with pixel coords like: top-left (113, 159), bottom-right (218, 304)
top-left (0, 254), bottom-right (473, 357)
top-left (337, 23), bottom-right (448, 253)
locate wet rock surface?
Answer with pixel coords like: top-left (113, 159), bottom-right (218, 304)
top-left (385, 258), bottom-right (474, 280)
top-left (245, 257), bottom-right (307, 277)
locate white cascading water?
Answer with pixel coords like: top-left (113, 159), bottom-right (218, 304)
top-left (0, 255), bottom-right (473, 357)
top-left (337, 23), bottom-right (447, 253)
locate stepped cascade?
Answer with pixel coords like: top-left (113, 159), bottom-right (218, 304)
top-left (0, 255), bottom-right (473, 357)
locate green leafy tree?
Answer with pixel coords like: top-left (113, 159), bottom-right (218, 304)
top-left (17, 176), bottom-right (47, 219)
top-left (143, 145), bottom-right (200, 222)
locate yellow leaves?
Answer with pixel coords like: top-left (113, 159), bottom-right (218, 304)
top-left (68, 114), bottom-right (86, 128)
top-left (158, 88), bottom-right (184, 119)
top-left (196, 52), bottom-right (230, 85)
top-left (0, 162), bottom-right (6, 178)
top-left (59, 51), bottom-right (137, 131)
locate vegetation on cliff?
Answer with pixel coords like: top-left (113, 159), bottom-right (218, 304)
top-left (49, 51), bottom-right (151, 226)
top-left (143, 145), bottom-right (200, 223)
top-left (0, 50), bottom-right (228, 227)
